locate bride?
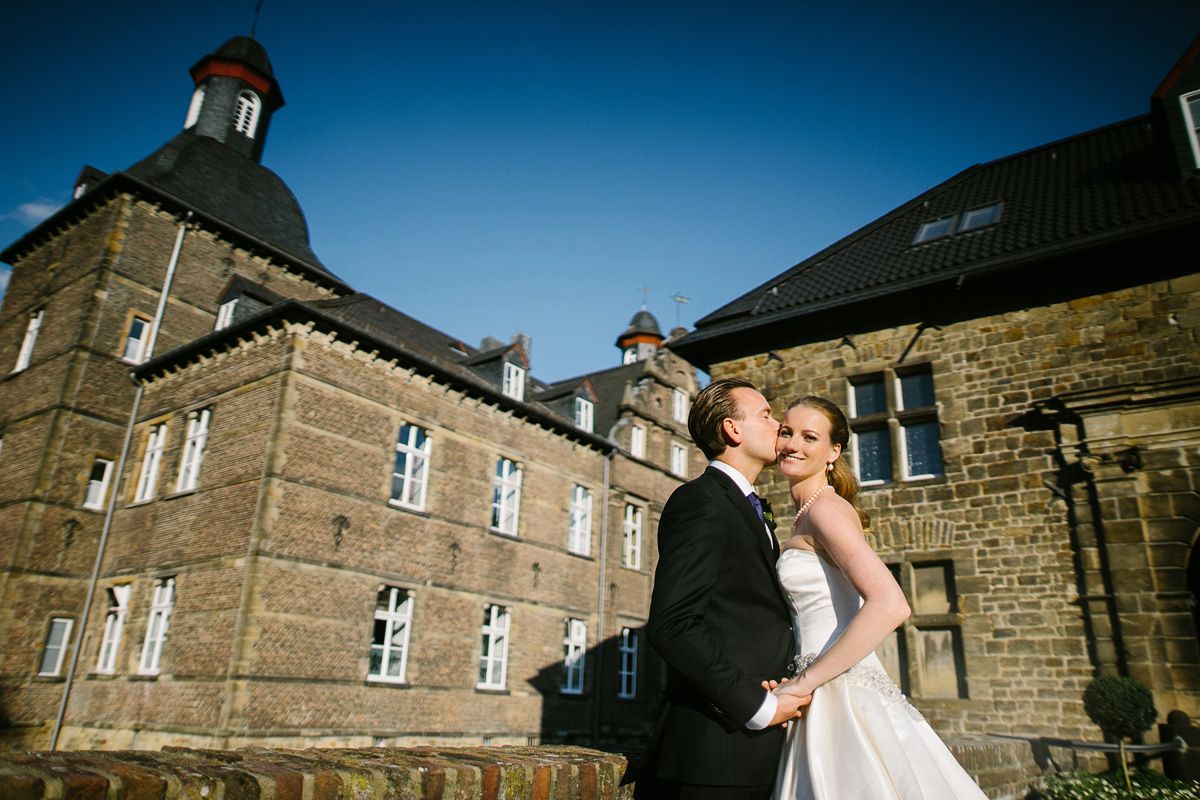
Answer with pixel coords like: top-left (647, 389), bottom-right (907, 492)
top-left (768, 396), bottom-right (988, 799)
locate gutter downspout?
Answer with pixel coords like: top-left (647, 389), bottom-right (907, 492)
top-left (592, 444), bottom-right (616, 741)
top-left (50, 212), bottom-right (191, 750)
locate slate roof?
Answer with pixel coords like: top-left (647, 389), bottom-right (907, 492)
top-left (673, 113), bottom-right (1200, 366)
top-left (310, 293), bottom-right (479, 370)
top-left (126, 131), bottom-right (328, 274)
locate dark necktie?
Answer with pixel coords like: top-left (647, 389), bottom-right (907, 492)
top-left (748, 492), bottom-right (765, 524)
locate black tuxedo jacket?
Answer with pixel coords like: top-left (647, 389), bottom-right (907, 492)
top-left (645, 466), bottom-right (795, 787)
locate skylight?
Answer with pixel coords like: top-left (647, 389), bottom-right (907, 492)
top-left (911, 202), bottom-right (1003, 245)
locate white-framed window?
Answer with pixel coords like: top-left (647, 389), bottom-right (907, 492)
top-left (1181, 90), bottom-right (1200, 169)
top-left (13, 309), bottom-right (43, 373)
top-left (38, 617), bottom-right (73, 676)
top-left (233, 91), bottom-right (261, 138)
top-left (390, 423), bottom-right (431, 510)
top-left (629, 424), bottom-right (646, 459)
top-left (184, 86), bottom-right (205, 129)
top-left (622, 503), bottom-right (643, 569)
top-left (618, 627), bottom-right (639, 699)
top-left (502, 361), bottom-right (526, 401)
top-left (574, 397), bottom-right (594, 433)
top-left (672, 389), bottom-right (688, 423)
top-left (175, 408), bottom-right (211, 493)
top-left (477, 604), bottom-right (510, 689)
top-left (491, 457), bottom-right (522, 535)
top-left (622, 348), bottom-right (638, 365)
top-left (214, 298), bottom-right (238, 331)
top-left (133, 423), bottom-right (168, 502)
top-left (138, 577), bottom-right (175, 675)
top-left (568, 485), bottom-right (592, 556)
top-left (83, 458), bottom-right (114, 510)
top-left (561, 618), bottom-right (587, 695)
top-left (670, 442), bottom-right (687, 477)
top-left (848, 368), bottom-right (943, 485)
top-left (96, 585), bottom-right (131, 674)
top-left (368, 586), bottom-right (413, 684)
top-left (122, 316), bottom-right (151, 363)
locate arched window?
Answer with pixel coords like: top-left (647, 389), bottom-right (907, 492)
top-left (232, 91), bottom-right (261, 138)
top-left (183, 86), bottom-right (205, 129)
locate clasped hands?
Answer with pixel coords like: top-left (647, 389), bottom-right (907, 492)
top-left (762, 675), bottom-right (814, 727)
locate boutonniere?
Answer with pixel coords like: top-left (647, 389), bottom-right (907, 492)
top-left (760, 497), bottom-right (777, 533)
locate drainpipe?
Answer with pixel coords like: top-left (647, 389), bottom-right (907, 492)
top-left (592, 425), bottom-right (622, 741)
top-left (50, 212), bottom-right (191, 750)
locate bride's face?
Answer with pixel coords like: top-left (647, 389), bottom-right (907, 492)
top-left (776, 405), bottom-right (841, 483)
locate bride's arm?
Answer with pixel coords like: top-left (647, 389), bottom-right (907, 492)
top-left (775, 499), bottom-right (909, 697)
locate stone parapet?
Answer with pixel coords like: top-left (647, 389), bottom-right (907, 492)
top-left (0, 745), bottom-right (632, 800)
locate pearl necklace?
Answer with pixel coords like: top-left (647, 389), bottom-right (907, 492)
top-left (794, 484), bottom-right (829, 519)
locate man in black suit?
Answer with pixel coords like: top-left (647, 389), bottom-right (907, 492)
top-left (644, 378), bottom-right (808, 800)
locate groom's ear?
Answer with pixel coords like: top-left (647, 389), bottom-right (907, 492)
top-left (720, 416), bottom-right (742, 447)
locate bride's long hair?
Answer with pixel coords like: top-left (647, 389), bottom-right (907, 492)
top-left (787, 395), bottom-right (870, 530)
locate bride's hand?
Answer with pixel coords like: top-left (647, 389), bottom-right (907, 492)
top-left (772, 677), bottom-right (814, 700)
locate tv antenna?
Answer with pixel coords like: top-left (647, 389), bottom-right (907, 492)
top-left (670, 293), bottom-right (690, 327)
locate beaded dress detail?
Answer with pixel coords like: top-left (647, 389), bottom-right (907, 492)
top-left (772, 548), bottom-right (987, 799)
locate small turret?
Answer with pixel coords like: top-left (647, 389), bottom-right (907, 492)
top-left (615, 307), bottom-right (664, 364)
top-left (182, 36), bottom-right (284, 162)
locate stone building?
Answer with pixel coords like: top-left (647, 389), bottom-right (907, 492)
top-left (671, 39), bottom-right (1200, 742)
top-left (0, 37), bottom-right (702, 750)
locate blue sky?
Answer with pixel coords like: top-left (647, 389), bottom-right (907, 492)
top-left (2, 2), bottom-right (1198, 380)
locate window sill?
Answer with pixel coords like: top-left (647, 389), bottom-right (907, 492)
top-left (81, 504), bottom-right (106, 513)
top-left (130, 673), bottom-right (160, 681)
top-left (475, 686), bottom-right (510, 695)
top-left (161, 489), bottom-right (198, 501)
top-left (489, 528), bottom-right (519, 539)
top-left (33, 674), bottom-right (66, 682)
top-left (860, 474), bottom-right (947, 492)
top-left (386, 500), bottom-right (429, 516)
top-left (88, 671), bottom-right (120, 680)
top-left (620, 564), bottom-right (646, 573)
top-left (566, 550), bottom-right (594, 560)
top-left (558, 690), bottom-right (587, 699)
top-left (365, 678), bottom-right (410, 688)
top-left (126, 498), bottom-right (154, 508)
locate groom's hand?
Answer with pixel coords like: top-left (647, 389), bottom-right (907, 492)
top-left (768, 690), bottom-right (811, 726)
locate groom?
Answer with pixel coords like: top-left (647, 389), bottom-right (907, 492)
top-left (643, 378), bottom-right (808, 799)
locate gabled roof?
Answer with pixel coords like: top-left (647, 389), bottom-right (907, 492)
top-left (551, 360), bottom-right (651, 438)
top-left (135, 297), bottom-right (615, 452)
top-left (672, 112), bottom-right (1200, 368)
top-left (311, 293), bottom-right (478, 369)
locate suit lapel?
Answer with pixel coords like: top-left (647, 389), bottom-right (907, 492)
top-left (709, 469), bottom-right (776, 565)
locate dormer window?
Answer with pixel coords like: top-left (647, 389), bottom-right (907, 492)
top-left (214, 298), bottom-right (238, 331)
top-left (184, 86), bottom-right (206, 129)
top-left (574, 397), bottom-right (594, 433)
top-left (233, 91), bottom-right (261, 138)
top-left (502, 362), bottom-right (525, 401)
top-left (1180, 90), bottom-right (1200, 168)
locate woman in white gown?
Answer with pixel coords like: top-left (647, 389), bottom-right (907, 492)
top-left (769, 396), bottom-right (988, 800)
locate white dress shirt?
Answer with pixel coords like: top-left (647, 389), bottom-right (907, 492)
top-left (708, 460), bottom-right (777, 730)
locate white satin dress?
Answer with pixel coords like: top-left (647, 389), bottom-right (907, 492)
top-left (772, 549), bottom-right (988, 799)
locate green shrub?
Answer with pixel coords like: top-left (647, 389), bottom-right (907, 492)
top-left (1083, 676), bottom-right (1158, 740)
top-left (1039, 771), bottom-right (1200, 799)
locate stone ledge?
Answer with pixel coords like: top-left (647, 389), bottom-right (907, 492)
top-left (0, 745), bottom-right (633, 800)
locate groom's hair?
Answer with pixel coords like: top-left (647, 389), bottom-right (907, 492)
top-left (688, 377), bottom-right (758, 460)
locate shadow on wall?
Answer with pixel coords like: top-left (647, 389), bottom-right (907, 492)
top-left (529, 626), bottom-right (665, 754)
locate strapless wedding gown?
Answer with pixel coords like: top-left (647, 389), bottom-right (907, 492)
top-left (772, 549), bottom-right (988, 799)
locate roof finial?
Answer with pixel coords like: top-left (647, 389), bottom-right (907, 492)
top-left (639, 285), bottom-right (652, 310)
top-left (249, 0), bottom-right (266, 38)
